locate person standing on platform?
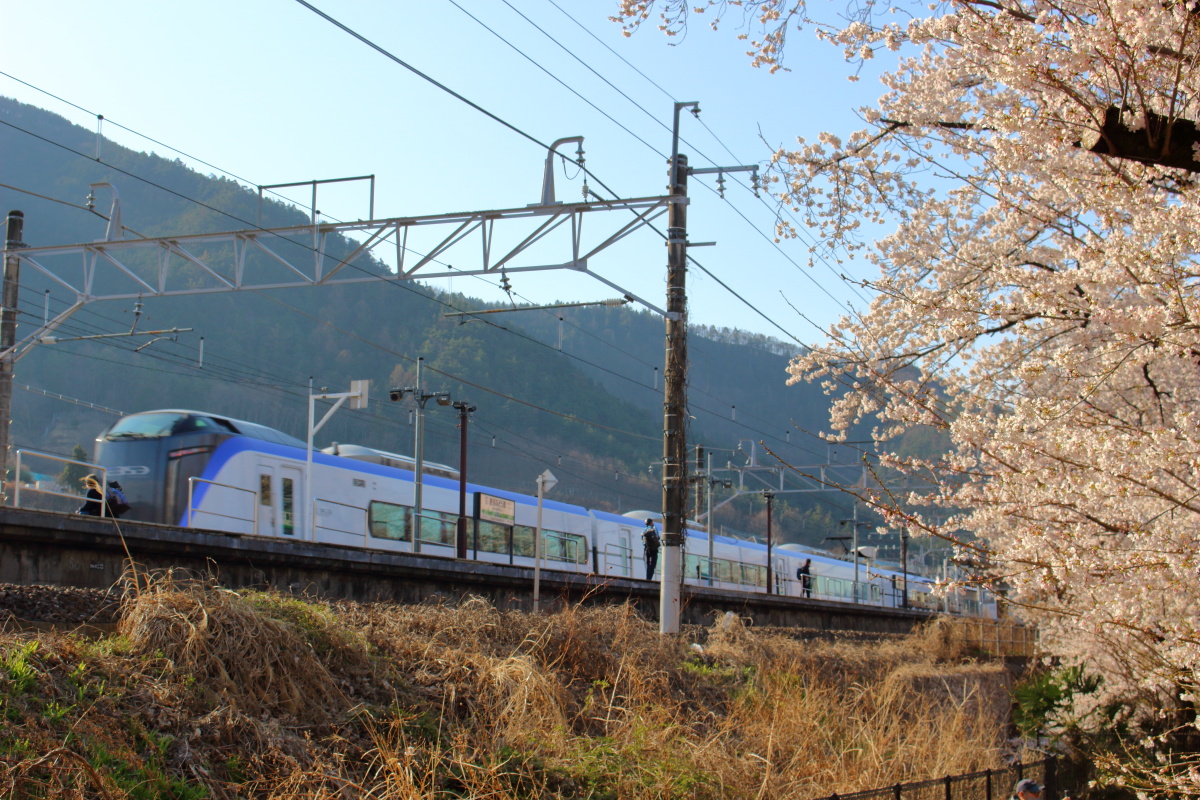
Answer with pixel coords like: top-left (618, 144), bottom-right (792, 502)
top-left (642, 519), bottom-right (661, 580)
top-left (797, 558), bottom-right (813, 598)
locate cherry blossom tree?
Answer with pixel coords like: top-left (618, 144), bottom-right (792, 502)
top-left (618, 0), bottom-right (1200, 791)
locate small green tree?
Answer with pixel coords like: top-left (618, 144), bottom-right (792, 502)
top-left (57, 444), bottom-right (91, 490)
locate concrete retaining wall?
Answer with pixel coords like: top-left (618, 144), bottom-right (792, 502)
top-left (0, 507), bottom-right (934, 634)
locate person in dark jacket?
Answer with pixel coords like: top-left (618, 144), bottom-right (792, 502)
top-left (642, 519), bottom-right (661, 580)
top-left (105, 480), bottom-right (128, 519)
top-left (77, 474), bottom-right (104, 516)
top-left (797, 558), bottom-right (812, 597)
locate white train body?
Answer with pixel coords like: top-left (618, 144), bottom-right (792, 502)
top-left (95, 410), bottom-right (995, 617)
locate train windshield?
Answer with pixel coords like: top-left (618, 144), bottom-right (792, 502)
top-left (103, 412), bottom-right (234, 440)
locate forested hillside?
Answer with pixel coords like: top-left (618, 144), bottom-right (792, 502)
top-left (0, 96), bottom-right (864, 537)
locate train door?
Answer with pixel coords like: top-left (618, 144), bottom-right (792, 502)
top-left (618, 527), bottom-right (632, 577)
top-left (257, 464), bottom-right (303, 538)
top-left (280, 465), bottom-right (302, 538)
top-left (772, 556), bottom-right (789, 595)
top-left (257, 465), bottom-right (276, 536)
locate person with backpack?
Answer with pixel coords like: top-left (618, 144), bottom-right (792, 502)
top-left (797, 558), bottom-right (812, 598)
top-left (642, 519), bottom-right (661, 580)
top-left (105, 481), bottom-right (130, 519)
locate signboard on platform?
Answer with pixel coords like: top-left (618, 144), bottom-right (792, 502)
top-left (477, 493), bottom-right (515, 525)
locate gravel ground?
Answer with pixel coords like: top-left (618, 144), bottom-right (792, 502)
top-left (0, 583), bottom-right (121, 625)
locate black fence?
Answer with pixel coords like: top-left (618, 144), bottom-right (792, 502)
top-left (821, 758), bottom-right (1058, 800)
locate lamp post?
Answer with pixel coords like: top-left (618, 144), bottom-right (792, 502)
top-left (452, 400), bottom-right (475, 559)
top-left (700, 451), bottom-right (733, 587)
top-left (389, 357), bottom-right (449, 554)
top-left (533, 469), bottom-right (557, 613)
top-left (306, 379), bottom-right (368, 541)
top-left (839, 504), bottom-right (872, 603)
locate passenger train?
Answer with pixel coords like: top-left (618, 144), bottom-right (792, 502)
top-left (93, 409), bottom-right (995, 616)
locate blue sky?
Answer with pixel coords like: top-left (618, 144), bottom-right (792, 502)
top-left (0, 0), bottom-right (884, 345)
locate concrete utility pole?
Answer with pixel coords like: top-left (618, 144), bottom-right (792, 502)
top-left (659, 109), bottom-right (693, 634)
top-left (764, 490), bottom-right (775, 595)
top-left (659, 104), bottom-right (760, 633)
top-left (0, 211), bottom-right (24, 500)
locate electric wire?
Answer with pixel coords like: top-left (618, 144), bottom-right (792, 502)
top-left (482, 0), bottom-right (867, 319)
top-left (15, 382), bottom-right (123, 416)
top-left (0, 122), bottom-right (664, 444)
top-left (0, 57), bottom-right (863, 494)
top-left (7, 240), bottom-right (723, 505)
top-left (439, 0), bottom-right (836, 335)
top-left (451, 0), bottom-right (664, 156)
top-left (513, 0), bottom-right (873, 314)
top-left (0, 116), bottom-right (669, 443)
top-left (2, 169), bottom-right (844, 479)
top-left (0, 106), bottom-right (849, 506)
top-left (0, 68), bottom-right (364, 221)
top-left (1, 67), bottom-right (813, 443)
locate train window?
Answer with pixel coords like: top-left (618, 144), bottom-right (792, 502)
top-left (511, 525), bottom-right (536, 558)
top-left (476, 520), bottom-right (509, 554)
top-left (417, 510), bottom-right (456, 546)
top-left (282, 478), bottom-right (295, 536)
top-left (104, 412), bottom-right (191, 439)
top-left (550, 532), bottom-right (587, 564)
top-left (368, 501), bottom-right (410, 541)
top-left (259, 475), bottom-right (272, 506)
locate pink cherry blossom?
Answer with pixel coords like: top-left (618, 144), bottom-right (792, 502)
top-left (618, 0), bottom-right (1200, 791)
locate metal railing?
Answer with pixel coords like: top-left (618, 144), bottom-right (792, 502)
top-left (414, 510), bottom-right (457, 549)
top-left (604, 541), bottom-right (661, 578)
top-left (13, 449), bottom-right (109, 516)
top-left (313, 497), bottom-right (368, 545)
top-left (603, 541), bottom-right (635, 576)
top-left (187, 477), bottom-right (257, 535)
top-left (541, 530), bottom-right (586, 564)
top-left (816, 758), bottom-right (1058, 800)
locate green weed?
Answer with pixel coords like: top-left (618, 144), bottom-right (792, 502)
top-left (2, 641), bottom-right (40, 695)
top-left (42, 700), bottom-right (75, 724)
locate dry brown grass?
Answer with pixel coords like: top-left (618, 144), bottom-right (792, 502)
top-left (0, 574), bottom-right (1022, 799)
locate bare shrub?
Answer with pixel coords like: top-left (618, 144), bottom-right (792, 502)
top-left (118, 572), bottom-right (341, 722)
top-left (0, 579), bottom-right (1020, 799)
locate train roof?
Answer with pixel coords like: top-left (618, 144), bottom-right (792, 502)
top-left (321, 443), bottom-right (459, 478)
top-left (102, 409), bottom-right (306, 448)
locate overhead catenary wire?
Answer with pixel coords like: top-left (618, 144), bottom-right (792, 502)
top-left (0, 123), bottom-right (844, 474)
top-left (0, 173), bottom-right (861, 523)
top-left (1, 64), bottom-right (810, 409)
top-left (0, 34), bottom-right (873, 479)
top-left (479, 0), bottom-right (871, 319)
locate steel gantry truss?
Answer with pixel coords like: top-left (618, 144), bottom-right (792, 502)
top-left (4, 193), bottom-right (677, 362)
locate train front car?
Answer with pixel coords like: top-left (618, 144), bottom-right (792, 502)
top-left (94, 410), bottom-right (303, 526)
